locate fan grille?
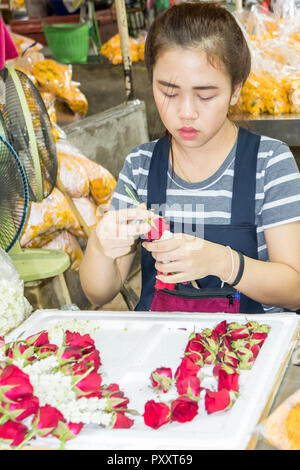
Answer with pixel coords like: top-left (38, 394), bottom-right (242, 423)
top-left (0, 68), bottom-right (57, 201)
top-left (0, 135), bottom-right (29, 252)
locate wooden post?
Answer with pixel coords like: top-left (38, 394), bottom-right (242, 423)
top-left (115, 0), bottom-right (134, 101)
top-left (236, 0), bottom-right (243, 10)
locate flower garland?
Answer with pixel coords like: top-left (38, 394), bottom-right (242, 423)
top-left (0, 319), bottom-right (271, 448)
top-left (143, 319), bottom-right (271, 428)
top-left (0, 330), bottom-right (135, 449)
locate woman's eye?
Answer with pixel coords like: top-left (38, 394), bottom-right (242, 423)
top-left (199, 96), bottom-right (214, 101)
top-left (163, 93), bottom-right (177, 98)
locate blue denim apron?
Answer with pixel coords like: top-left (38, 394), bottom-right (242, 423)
top-left (135, 127), bottom-right (265, 313)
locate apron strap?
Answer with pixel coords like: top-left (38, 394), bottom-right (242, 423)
top-left (231, 127), bottom-right (261, 225)
top-left (147, 133), bottom-right (170, 208)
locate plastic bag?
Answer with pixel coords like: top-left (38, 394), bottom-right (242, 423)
top-left (42, 230), bottom-right (83, 272)
top-left (57, 148), bottom-right (90, 198)
top-left (0, 247), bottom-right (32, 336)
top-left (19, 187), bottom-right (81, 247)
top-left (72, 197), bottom-right (102, 232)
top-left (10, 32), bottom-right (43, 56)
top-left (101, 33), bottom-right (145, 65)
top-left (56, 140), bottom-right (116, 206)
top-left (32, 59), bottom-right (88, 117)
top-left (258, 388), bottom-right (300, 449)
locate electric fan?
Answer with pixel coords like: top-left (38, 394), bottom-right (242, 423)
top-left (0, 65), bottom-right (71, 282)
top-left (0, 133), bottom-right (29, 253)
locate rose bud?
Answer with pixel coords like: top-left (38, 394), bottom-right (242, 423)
top-left (111, 412), bottom-right (134, 429)
top-left (7, 396), bottom-right (39, 421)
top-left (144, 400), bottom-right (171, 429)
top-left (61, 346), bottom-right (83, 361)
top-left (33, 404), bottom-right (65, 437)
top-left (107, 395), bottom-right (129, 411)
top-left (236, 347), bottom-right (254, 370)
top-left (25, 331), bottom-right (49, 347)
top-left (0, 336), bottom-right (4, 348)
top-left (203, 349), bottom-right (216, 365)
top-left (146, 216), bottom-right (169, 241)
top-left (175, 376), bottom-right (202, 398)
top-left (155, 273), bottom-right (176, 291)
top-left (150, 367), bottom-right (173, 393)
top-left (227, 323), bottom-right (249, 340)
top-left (53, 421), bottom-right (84, 443)
top-left (184, 339), bottom-right (206, 363)
top-left (212, 320), bottom-right (227, 338)
top-left (171, 396), bottom-right (199, 423)
top-left (65, 331), bottom-right (95, 354)
top-left (37, 344), bottom-right (58, 358)
top-left (217, 368), bottom-right (239, 392)
top-left (204, 389), bottom-right (232, 414)
top-left (250, 332), bottom-right (268, 347)
top-left (0, 365), bottom-right (33, 401)
top-left (175, 357), bottom-right (201, 381)
top-left (222, 351), bottom-right (240, 369)
top-left (74, 370), bottom-right (102, 394)
top-left (0, 420), bottom-right (27, 447)
top-left (213, 363), bottom-right (223, 379)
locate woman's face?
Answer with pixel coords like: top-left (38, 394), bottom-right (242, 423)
top-left (152, 47), bottom-right (240, 150)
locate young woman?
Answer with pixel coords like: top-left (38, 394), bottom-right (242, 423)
top-left (80, 2), bottom-right (300, 314)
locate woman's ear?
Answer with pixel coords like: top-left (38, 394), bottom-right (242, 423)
top-left (230, 83), bottom-right (243, 106)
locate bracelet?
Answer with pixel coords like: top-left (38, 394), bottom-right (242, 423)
top-left (230, 251), bottom-right (245, 287)
top-left (220, 246), bottom-right (235, 287)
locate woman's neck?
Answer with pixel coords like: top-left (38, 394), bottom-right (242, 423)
top-left (171, 120), bottom-right (238, 183)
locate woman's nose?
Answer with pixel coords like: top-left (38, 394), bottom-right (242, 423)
top-left (178, 96), bottom-right (199, 121)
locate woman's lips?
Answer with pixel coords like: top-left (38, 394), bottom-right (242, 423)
top-left (178, 127), bottom-right (199, 140)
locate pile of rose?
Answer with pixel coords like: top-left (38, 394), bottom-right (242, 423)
top-left (0, 319), bottom-right (270, 449)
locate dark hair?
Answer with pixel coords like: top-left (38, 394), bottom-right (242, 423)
top-left (145, 2), bottom-right (251, 91)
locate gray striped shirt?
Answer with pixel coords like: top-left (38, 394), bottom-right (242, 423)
top-left (111, 133), bottom-right (300, 312)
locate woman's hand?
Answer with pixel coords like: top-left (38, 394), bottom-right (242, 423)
top-left (142, 234), bottom-right (230, 284)
top-left (95, 205), bottom-right (152, 260)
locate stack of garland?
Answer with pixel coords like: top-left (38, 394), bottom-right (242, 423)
top-left (144, 319), bottom-right (271, 429)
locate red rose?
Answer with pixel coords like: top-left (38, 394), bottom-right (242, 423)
top-left (61, 346), bottom-right (83, 361)
top-left (150, 367), bottom-right (172, 393)
top-left (112, 411), bottom-right (134, 429)
top-left (75, 371), bottom-right (102, 394)
top-left (184, 339), bottom-right (206, 363)
top-left (0, 420), bottom-right (27, 447)
top-left (0, 365), bottom-right (33, 401)
top-left (146, 217), bottom-right (169, 241)
top-left (34, 404), bottom-right (65, 437)
top-left (7, 396), bottom-right (39, 421)
top-left (175, 357), bottom-right (201, 381)
top-left (227, 324), bottom-right (249, 341)
top-left (250, 332), bottom-right (268, 347)
top-left (222, 351), bottom-right (240, 369)
top-left (25, 331), bottom-right (49, 347)
top-left (175, 376), bottom-right (202, 398)
top-left (81, 349), bottom-right (101, 370)
top-left (217, 369), bottom-right (239, 392)
top-left (154, 274), bottom-right (176, 291)
top-left (38, 344), bottom-right (58, 356)
top-left (108, 395), bottom-right (129, 410)
top-left (67, 421), bottom-right (84, 437)
top-left (204, 389), bottom-right (231, 414)
top-left (144, 400), bottom-right (171, 429)
top-left (65, 331), bottom-right (95, 354)
top-left (171, 396), bottom-right (198, 423)
top-left (212, 320), bottom-right (227, 338)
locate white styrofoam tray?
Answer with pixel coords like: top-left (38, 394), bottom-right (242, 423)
top-left (5, 310), bottom-right (299, 450)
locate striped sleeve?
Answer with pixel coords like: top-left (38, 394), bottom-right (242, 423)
top-left (260, 142), bottom-right (300, 230)
top-left (110, 142), bottom-right (154, 211)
